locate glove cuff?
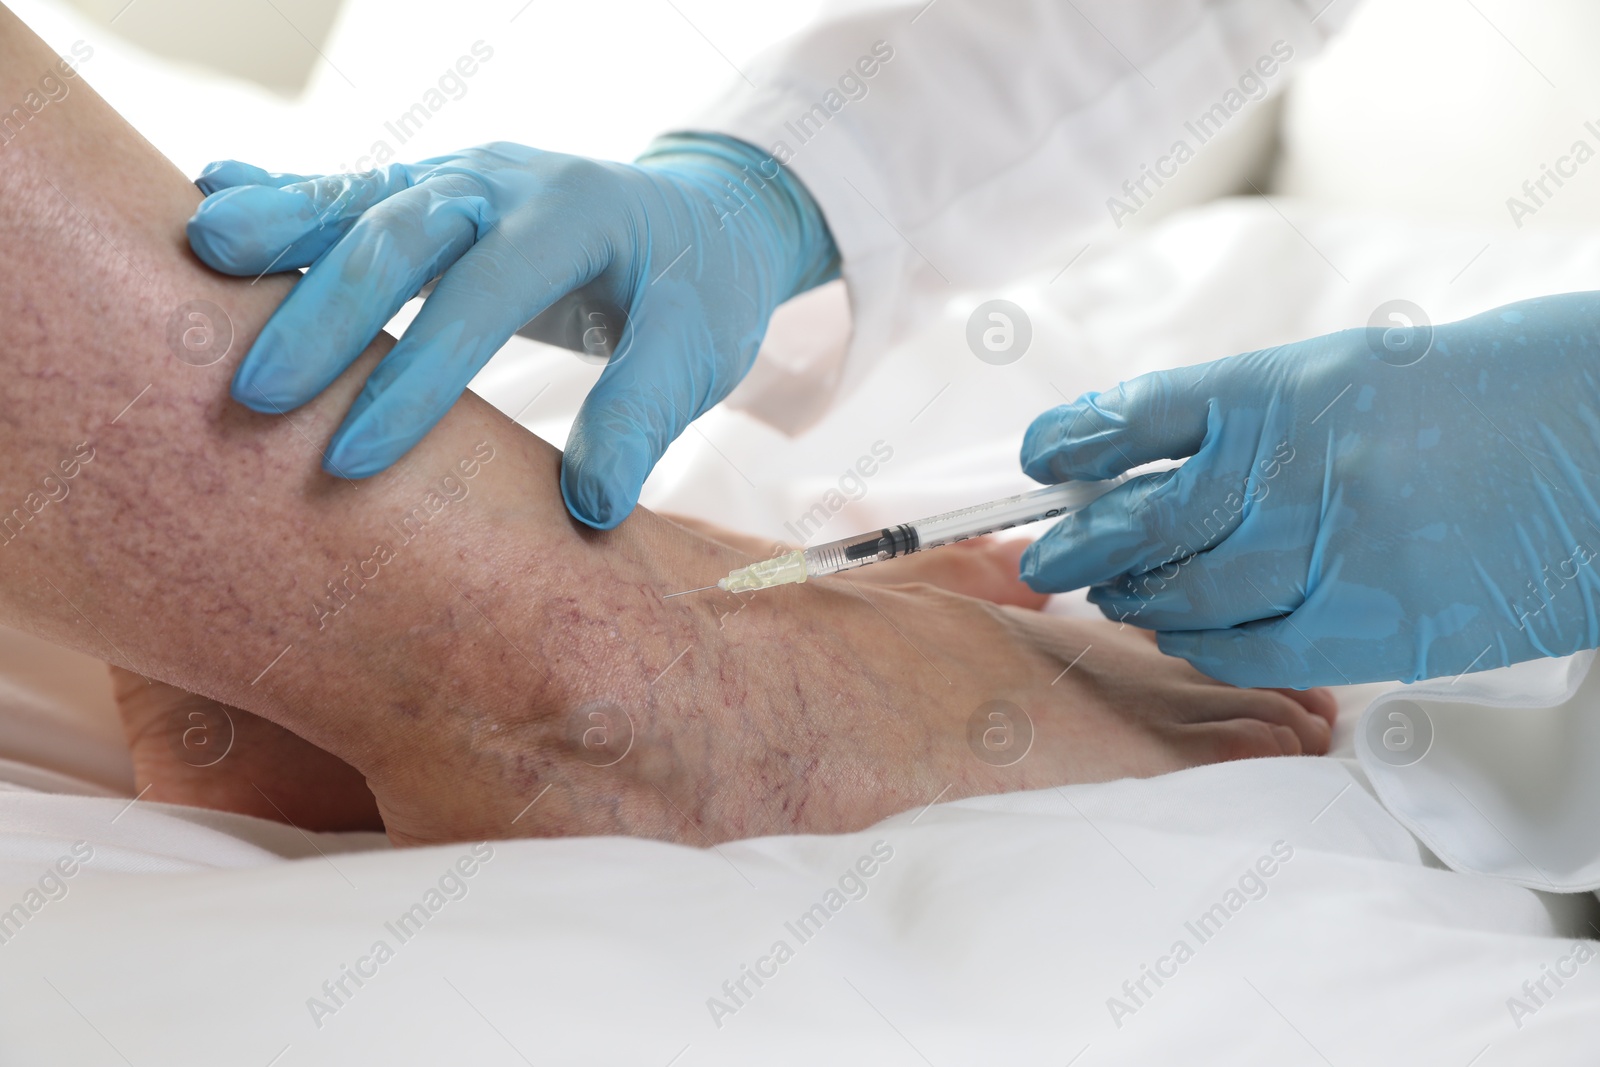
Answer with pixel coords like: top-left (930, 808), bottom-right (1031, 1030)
top-left (636, 133), bottom-right (841, 302)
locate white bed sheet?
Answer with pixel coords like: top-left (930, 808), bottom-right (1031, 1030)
top-left (3, 759), bottom-right (1599, 1065)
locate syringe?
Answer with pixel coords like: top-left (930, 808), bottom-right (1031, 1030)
top-left (670, 477), bottom-right (1126, 597)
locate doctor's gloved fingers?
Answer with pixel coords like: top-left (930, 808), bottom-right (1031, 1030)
top-left (1018, 456), bottom-right (1258, 593)
top-left (560, 346), bottom-right (713, 530)
top-left (321, 244), bottom-right (566, 478)
top-left (194, 160), bottom-right (318, 196)
top-left (188, 164), bottom-right (431, 276)
top-left (1021, 362), bottom-right (1224, 483)
top-left (1087, 537), bottom-right (1312, 632)
top-left (1157, 620), bottom-right (1341, 690)
top-left (1018, 471), bottom-right (1178, 592)
top-left (231, 182), bottom-right (490, 414)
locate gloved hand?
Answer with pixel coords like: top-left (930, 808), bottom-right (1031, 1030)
top-left (186, 135), bottom-right (839, 528)
top-left (1018, 292), bottom-right (1600, 688)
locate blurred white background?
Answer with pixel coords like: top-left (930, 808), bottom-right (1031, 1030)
top-left (17, 0), bottom-right (1600, 229)
top-left (21, 0), bottom-right (824, 173)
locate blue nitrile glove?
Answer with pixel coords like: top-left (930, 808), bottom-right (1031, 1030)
top-left (185, 135), bottom-right (839, 528)
top-left (1018, 292), bottom-right (1600, 688)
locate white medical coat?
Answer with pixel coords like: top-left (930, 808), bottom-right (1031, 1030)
top-left (686, 0), bottom-right (1354, 409)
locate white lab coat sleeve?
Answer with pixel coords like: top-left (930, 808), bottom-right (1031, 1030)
top-left (682, 0), bottom-right (1356, 416)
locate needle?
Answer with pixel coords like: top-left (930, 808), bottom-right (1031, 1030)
top-left (662, 584), bottom-right (719, 599)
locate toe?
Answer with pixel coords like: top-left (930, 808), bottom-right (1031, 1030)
top-left (1269, 686), bottom-right (1338, 727)
top-left (1271, 723), bottom-right (1303, 756)
top-left (1178, 684), bottom-right (1331, 754)
top-left (1186, 718), bottom-right (1295, 764)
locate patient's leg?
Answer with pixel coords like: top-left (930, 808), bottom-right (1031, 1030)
top-left (108, 539), bottom-right (1038, 830)
top-left (0, 6), bottom-right (1333, 846)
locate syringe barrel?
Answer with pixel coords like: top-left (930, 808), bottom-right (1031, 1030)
top-left (799, 480), bottom-right (1121, 579)
top-left (911, 480), bottom-right (1121, 550)
top-left (802, 525), bottom-right (918, 578)
top-left (802, 540), bottom-right (855, 575)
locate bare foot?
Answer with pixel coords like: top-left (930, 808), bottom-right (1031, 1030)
top-left (352, 513), bottom-right (1337, 848)
top-left (111, 515), bottom-right (1331, 848)
top-left (111, 666), bottom-right (381, 832)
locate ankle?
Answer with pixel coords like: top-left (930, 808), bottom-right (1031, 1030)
top-left (344, 508), bottom-right (745, 840)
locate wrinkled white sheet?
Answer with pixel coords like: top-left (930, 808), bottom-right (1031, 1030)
top-left (1359, 652), bottom-right (1600, 892)
top-left (3, 759), bottom-right (1599, 1065)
